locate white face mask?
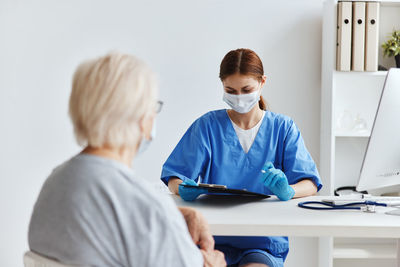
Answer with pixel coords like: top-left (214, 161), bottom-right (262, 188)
top-left (223, 87), bottom-right (261, 114)
top-left (137, 119), bottom-right (156, 155)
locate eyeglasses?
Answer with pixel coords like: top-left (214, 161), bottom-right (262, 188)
top-left (156, 100), bottom-right (164, 113)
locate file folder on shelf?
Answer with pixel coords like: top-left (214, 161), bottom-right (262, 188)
top-left (365, 2), bottom-right (380, 72)
top-left (352, 2), bottom-right (366, 71)
top-left (337, 1), bottom-right (352, 71)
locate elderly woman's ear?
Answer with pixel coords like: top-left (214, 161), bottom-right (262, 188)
top-left (136, 113), bottom-right (157, 155)
top-left (139, 114), bottom-right (156, 141)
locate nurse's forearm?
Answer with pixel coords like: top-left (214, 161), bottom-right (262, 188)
top-left (168, 177), bottom-right (183, 195)
top-left (291, 179), bottom-right (318, 198)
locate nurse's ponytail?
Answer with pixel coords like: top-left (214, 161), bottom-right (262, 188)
top-left (259, 95), bottom-right (267, 111)
top-left (219, 48), bottom-right (268, 111)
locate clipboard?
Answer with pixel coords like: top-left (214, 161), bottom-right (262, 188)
top-left (182, 183), bottom-right (270, 198)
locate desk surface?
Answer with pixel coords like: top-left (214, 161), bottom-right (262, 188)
top-left (172, 195), bottom-right (400, 238)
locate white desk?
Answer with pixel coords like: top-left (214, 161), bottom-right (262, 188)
top-left (172, 195), bottom-right (400, 238)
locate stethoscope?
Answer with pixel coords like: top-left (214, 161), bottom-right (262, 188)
top-left (297, 186), bottom-right (400, 213)
top-left (298, 186), bottom-right (400, 213)
top-left (298, 200), bottom-right (388, 213)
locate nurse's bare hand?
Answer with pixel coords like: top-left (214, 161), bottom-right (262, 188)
top-left (201, 249), bottom-right (226, 267)
top-left (179, 207), bottom-right (215, 251)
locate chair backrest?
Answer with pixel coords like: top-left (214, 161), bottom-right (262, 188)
top-left (23, 251), bottom-right (79, 267)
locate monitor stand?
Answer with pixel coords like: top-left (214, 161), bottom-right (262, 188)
top-left (367, 184), bottom-right (400, 197)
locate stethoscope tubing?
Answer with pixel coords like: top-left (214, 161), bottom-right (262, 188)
top-left (298, 200), bottom-right (388, 210)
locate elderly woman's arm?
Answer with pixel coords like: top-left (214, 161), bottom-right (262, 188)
top-left (178, 207), bottom-right (214, 251)
top-left (178, 204), bottom-right (226, 267)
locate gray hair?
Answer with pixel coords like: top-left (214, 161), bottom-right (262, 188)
top-left (69, 52), bottom-right (158, 148)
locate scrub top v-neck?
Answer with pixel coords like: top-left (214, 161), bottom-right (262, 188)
top-left (229, 110), bottom-right (266, 154)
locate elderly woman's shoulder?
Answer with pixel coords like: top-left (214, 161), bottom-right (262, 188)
top-left (47, 154), bottom-right (159, 197)
top-left (45, 153), bottom-right (177, 217)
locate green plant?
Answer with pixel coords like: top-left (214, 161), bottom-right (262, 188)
top-left (382, 30), bottom-right (400, 57)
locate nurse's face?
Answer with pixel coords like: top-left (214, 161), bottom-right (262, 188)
top-left (223, 73), bottom-right (265, 95)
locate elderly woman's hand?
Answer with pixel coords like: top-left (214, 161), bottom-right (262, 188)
top-left (201, 249), bottom-right (226, 267)
top-left (178, 207), bottom-right (215, 251)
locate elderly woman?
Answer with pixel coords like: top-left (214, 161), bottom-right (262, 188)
top-left (28, 52), bottom-right (226, 267)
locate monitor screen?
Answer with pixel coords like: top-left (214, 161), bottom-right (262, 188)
top-left (357, 68), bottom-right (400, 193)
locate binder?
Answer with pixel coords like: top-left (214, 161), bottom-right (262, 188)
top-left (337, 1), bottom-right (352, 71)
top-left (352, 2), bottom-right (366, 71)
top-left (365, 2), bottom-right (380, 72)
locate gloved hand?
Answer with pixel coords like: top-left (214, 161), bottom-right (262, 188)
top-left (260, 162), bottom-right (295, 201)
top-left (179, 179), bottom-right (208, 201)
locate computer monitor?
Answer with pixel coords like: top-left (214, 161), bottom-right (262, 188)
top-left (356, 68), bottom-right (400, 195)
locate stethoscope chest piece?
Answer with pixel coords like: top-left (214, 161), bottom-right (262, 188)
top-left (360, 204), bottom-right (376, 213)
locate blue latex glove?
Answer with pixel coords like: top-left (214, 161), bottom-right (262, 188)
top-left (178, 179), bottom-right (208, 201)
top-left (260, 162), bottom-right (295, 201)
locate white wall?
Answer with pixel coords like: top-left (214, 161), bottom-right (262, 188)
top-left (0, 0), bottom-right (322, 266)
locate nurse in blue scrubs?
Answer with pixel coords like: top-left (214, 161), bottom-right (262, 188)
top-left (161, 48), bottom-right (322, 267)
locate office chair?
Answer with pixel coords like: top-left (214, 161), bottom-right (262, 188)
top-left (23, 251), bottom-right (80, 267)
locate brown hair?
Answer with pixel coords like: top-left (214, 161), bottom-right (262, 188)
top-left (219, 48), bottom-right (267, 110)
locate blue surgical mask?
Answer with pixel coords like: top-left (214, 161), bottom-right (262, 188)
top-left (137, 119), bottom-right (156, 155)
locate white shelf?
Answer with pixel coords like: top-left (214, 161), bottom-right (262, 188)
top-left (335, 131), bottom-right (371, 137)
top-left (333, 244), bottom-right (397, 259)
top-left (334, 70), bottom-right (388, 77)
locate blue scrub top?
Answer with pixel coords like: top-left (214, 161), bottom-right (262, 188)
top-left (161, 109), bottom-right (322, 264)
